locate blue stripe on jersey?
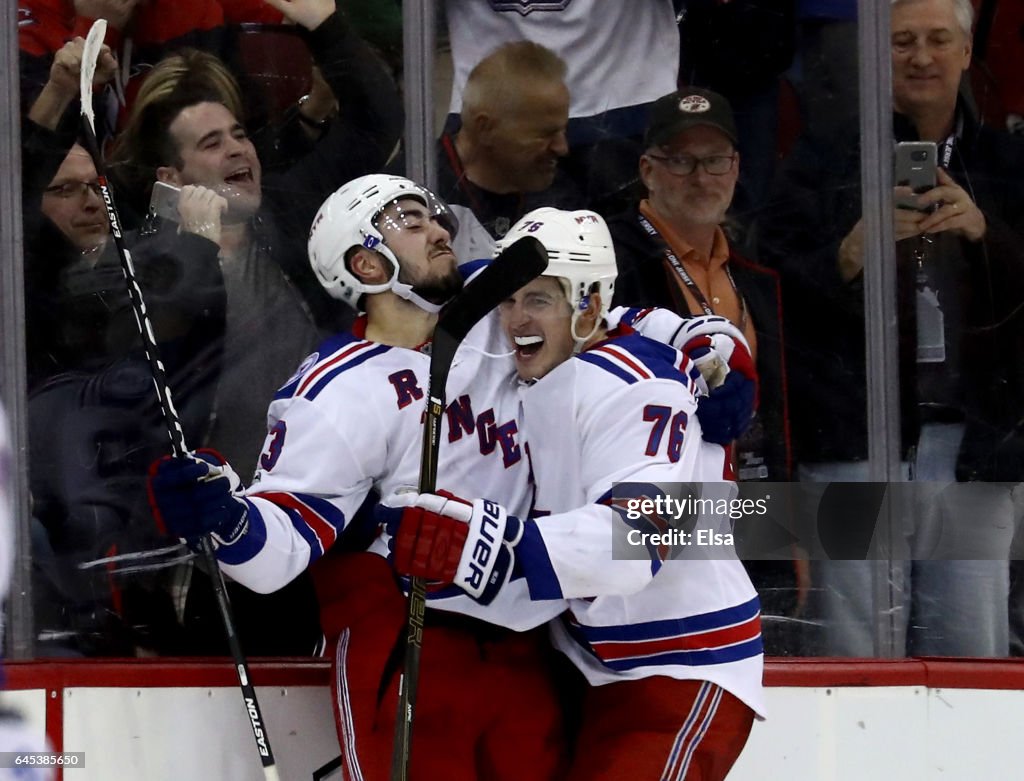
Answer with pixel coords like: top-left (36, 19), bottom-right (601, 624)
top-left (516, 522), bottom-right (563, 600)
top-left (598, 636), bottom-right (765, 672)
top-left (216, 499), bottom-right (268, 566)
top-left (283, 504), bottom-right (330, 561)
top-left (577, 352), bottom-right (641, 385)
top-left (579, 334), bottom-right (697, 389)
top-left (305, 344), bottom-right (391, 400)
top-left (275, 331), bottom-right (364, 400)
top-left (615, 307), bottom-right (655, 328)
top-left (575, 595), bottom-right (761, 642)
top-left (458, 258), bottom-right (489, 282)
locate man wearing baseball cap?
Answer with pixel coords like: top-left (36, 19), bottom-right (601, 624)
top-left (608, 87), bottom-right (798, 652)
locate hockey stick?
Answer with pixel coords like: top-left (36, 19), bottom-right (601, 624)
top-left (79, 21), bottom-right (280, 781)
top-left (390, 235), bottom-right (549, 780)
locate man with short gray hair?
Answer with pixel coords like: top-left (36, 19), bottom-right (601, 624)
top-left (759, 0), bottom-right (1024, 657)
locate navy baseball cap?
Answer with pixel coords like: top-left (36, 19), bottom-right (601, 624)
top-left (644, 88), bottom-right (738, 148)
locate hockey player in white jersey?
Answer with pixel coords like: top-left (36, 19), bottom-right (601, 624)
top-left (385, 208), bottom-right (766, 781)
top-left (148, 174), bottom-right (570, 781)
top-left (147, 177), bottom-right (758, 778)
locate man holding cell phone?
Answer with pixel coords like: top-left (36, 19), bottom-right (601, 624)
top-left (758, 0), bottom-right (1024, 658)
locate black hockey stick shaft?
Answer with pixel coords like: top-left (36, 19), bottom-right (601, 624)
top-left (390, 236), bottom-right (548, 780)
top-left (79, 21), bottom-right (279, 780)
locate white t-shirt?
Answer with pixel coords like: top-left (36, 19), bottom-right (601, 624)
top-left (445, 0), bottom-right (679, 121)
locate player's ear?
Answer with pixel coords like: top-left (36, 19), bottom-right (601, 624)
top-left (580, 292), bottom-right (602, 330)
top-left (348, 248), bottom-right (389, 285)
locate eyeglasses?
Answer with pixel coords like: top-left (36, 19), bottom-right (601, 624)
top-left (43, 180), bottom-right (104, 199)
top-left (645, 153), bottom-right (737, 176)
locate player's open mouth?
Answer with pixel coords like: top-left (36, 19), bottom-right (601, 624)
top-left (514, 335), bottom-right (544, 359)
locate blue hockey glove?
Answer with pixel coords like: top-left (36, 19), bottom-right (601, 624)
top-left (147, 449), bottom-right (249, 549)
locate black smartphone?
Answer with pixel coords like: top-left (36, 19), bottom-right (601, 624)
top-left (894, 141), bottom-right (937, 210)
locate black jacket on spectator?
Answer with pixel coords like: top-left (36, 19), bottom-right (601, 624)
top-left (757, 98), bottom-right (1024, 481)
top-left (609, 209), bottom-right (792, 482)
top-left (19, 8), bottom-right (402, 656)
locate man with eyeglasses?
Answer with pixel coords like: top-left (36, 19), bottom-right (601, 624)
top-left (610, 87), bottom-right (792, 484)
top-left (607, 88), bottom-right (796, 651)
top-left (39, 146), bottom-right (108, 255)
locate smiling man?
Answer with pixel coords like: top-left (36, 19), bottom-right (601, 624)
top-left (108, 0), bottom-right (402, 477)
top-left (148, 175), bottom-right (570, 780)
top-left (758, 0), bottom-right (1024, 657)
top-left (609, 87), bottom-right (791, 484)
top-left (385, 208), bottom-right (765, 781)
top-left (435, 40), bottom-right (582, 262)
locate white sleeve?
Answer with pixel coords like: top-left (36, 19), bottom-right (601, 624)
top-left (215, 394), bottom-right (386, 593)
top-left (519, 378), bottom-right (705, 601)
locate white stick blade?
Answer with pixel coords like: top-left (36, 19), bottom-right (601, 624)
top-left (80, 19), bottom-right (108, 130)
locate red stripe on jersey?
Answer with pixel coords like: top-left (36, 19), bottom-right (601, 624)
top-left (254, 491), bottom-right (338, 552)
top-left (297, 341), bottom-right (374, 396)
top-left (593, 345), bottom-right (654, 379)
top-left (590, 614), bottom-right (762, 662)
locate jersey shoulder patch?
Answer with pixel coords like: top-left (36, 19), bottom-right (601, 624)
top-left (577, 334), bottom-right (700, 392)
top-left (275, 331), bottom-right (392, 402)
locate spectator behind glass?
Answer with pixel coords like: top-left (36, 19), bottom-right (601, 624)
top-left (39, 145), bottom-right (108, 255)
top-left (22, 36), bottom-right (119, 389)
top-left (97, 0), bottom-right (402, 656)
top-left (109, 0), bottom-right (402, 477)
top-left (17, 0), bottom-right (282, 124)
top-left (442, 0), bottom-right (680, 214)
top-left (21, 39), bottom-right (231, 657)
top-left (433, 40), bottom-right (582, 263)
top-left (608, 88), bottom-right (800, 653)
top-left (757, 0), bottom-right (1024, 657)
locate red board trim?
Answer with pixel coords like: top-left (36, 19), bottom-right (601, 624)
top-left (5, 656), bottom-right (1024, 691)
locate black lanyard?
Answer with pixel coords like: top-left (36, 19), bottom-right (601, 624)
top-left (637, 213), bottom-right (747, 331)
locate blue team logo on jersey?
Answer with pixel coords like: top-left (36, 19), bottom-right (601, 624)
top-left (284, 352), bottom-right (319, 387)
top-left (489, 0), bottom-right (574, 15)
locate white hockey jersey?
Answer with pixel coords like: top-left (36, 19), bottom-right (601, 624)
top-left (515, 330), bottom-right (766, 716)
top-left (216, 305), bottom-right (565, 632)
top-left (444, 0), bottom-right (680, 124)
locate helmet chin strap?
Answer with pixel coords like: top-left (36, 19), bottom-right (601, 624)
top-left (569, 308), bottom-right (601, 354)
top-left (390, 278), bottom-right (444, 314)
top-left (377, 244), bottom-right (446, 314)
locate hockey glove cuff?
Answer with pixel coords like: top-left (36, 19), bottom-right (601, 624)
top-left (381, 491), bottom-right (522, 604)
top-left (147, 449), bottom-right (249, 550)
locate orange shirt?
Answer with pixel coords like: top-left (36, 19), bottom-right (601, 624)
top-left (638, 200), bottom-right (758, 360)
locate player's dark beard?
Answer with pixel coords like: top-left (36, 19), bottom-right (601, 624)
top-left (405, 265), bottom-right (464, 306)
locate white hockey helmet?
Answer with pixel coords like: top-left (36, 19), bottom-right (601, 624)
top-left (308, 174), bottom-right (459, 311)
top-left (495, 207), bottom-right (617, 344)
